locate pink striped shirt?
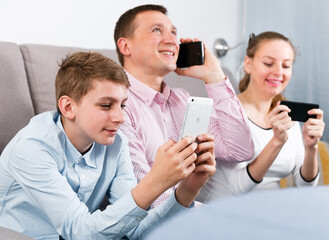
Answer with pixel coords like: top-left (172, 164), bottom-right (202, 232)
top-left (120, 72), bottom-right (254, 207)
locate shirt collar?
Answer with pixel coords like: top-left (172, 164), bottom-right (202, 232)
top-left (125, 70), bottom-right (172, 106)
top-left (56, 115), bottom-right (97, 168)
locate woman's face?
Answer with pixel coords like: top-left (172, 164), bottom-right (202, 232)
top-left (244, 39), bottom-right (295, 98)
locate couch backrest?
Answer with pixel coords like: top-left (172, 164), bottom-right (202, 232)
top-left (0, 42), bottom-right (34, 153)
top-left (0, 42), bottom-right (207, 153)
top-left (20, 44), bottom-right (120, 114)
top-left (19, 43), bottom-right (208, 115)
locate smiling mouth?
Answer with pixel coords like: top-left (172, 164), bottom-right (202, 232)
top-left (159, 51), bottom-right (174, 56)
top-left (266, 79), bottom-right (283, 85)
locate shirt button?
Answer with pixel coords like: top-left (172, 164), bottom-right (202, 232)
top-left (136, 217), bottom-right (142, 221)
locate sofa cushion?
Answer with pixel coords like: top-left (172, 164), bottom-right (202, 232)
top-left (20, 44), bottom-right (119, 114)
top-left (0, 42), bottom-right (34, 153)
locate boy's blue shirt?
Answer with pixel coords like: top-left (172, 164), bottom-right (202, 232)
top-left (0, 111), bottom-right (190, 240)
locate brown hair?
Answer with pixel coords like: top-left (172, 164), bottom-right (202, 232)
top-left (114, 4), bottom-right (167, 66)
top-left (239, 31), bottom-right (296, 111)
top-left (55, 51), bottom-right (130, 113)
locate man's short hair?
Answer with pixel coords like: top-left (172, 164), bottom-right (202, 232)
top-left (114, 4), bottom-right (167, 66)
top-left (55, 51), bottom-right (130, 113)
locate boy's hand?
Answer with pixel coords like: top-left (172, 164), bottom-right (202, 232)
top-left (175, 134), bottom-right (216, 207)
top-left (151, 135), bottom-right (198, 190)
top-left (132, 136), bottom-right (198, 210)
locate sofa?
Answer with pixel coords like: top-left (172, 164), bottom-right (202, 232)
top-left (0, 41), bottom-right (208, 154)
top-left (1, 40), bottom-right (328, 186)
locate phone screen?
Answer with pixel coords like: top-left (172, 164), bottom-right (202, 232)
top-left (176, 41), bottom-right (204, 68)
top-left (280, 100), bottom-right (319, 122)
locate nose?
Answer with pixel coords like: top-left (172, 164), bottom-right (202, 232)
top-left (163, 29), bottom-right (178, 46)
top-left (111, 106), bottom-right (125, 124)
top-left (273, 63), bottom-right (283, 76)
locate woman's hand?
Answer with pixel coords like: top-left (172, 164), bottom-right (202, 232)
top-left (268, 103), bottom-right (294, 143)
top-left (302, 108), bottom-right (325, 148)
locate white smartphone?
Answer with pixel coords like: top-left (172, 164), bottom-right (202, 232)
top-left (179, 96), bottom-right (214, 139)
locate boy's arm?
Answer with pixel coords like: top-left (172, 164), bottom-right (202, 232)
top-left (131, 136), bottom-right (198, 209)
top-left (127, 134), bottom-right (216, 239)
top-left (8, 138), bottom-right (147, 239)
top-left (175, 134), bottom-right (216, 207)
top-left (8, 135), bottom-right (205, 239)
top-left (120, 110), bottom-right (173, 207)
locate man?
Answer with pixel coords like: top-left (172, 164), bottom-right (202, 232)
top-left (0, 52), bottom-right (215, 239)
top-left (114, 4), bottom-right (254, 207)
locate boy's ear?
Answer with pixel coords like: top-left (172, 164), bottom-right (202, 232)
top-left (244, 56), bottom-right (252, 74)
top-left (58, 96), bottom-right (75, 120)
top-left (117, 38), bottom-right (131, 57)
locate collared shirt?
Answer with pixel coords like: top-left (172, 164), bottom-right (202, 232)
top-left (120, 72), bottom-right (254, 208)
top-left (0, 111), bottom-right (191, 240)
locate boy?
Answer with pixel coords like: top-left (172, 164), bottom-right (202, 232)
top-left (0, 52), bottom-right (216, 239)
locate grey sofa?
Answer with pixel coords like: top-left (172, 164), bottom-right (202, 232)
top-left (0, 41), bottom-right (207, 154)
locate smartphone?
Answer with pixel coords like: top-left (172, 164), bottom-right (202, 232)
top-left (280, 100), bottom-right (319, 122)
top-left (176, 41), bottom-right (204, 68)
top-left (179, 96), bottom-right (213, 139)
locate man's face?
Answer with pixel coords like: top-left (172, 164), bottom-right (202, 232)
top-left (125, 10), bottom-right (179, 76)
top-left (71, 80), bottom-right (127, 152)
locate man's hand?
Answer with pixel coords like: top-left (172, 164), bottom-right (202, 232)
top-left (175, 134), bottom-right (216, 207)
top-left (175, 38), bottom-right (226, 84)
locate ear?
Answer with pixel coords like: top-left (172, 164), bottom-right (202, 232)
top-left (58, 96), bottom-right (76, 120)
top-left (117, 38), bottom-right (132, 57)
top-left (244, 56), bottom-right (252, 74)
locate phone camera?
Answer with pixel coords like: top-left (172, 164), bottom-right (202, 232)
top-left (191, 99), bottom-right (194, 102)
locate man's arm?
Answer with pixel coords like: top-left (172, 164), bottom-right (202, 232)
top-left (176, 39), bottom-right (254, 162)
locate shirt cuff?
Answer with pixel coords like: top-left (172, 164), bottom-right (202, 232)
top-left (164, 189), bottom-right (195, 215)
top-left (103, 191), bottom-right (148, 234)
top-left (246, 163), bottom-right (263, 184)
top-left (205, 77), bottom-right (237, 101)
top-left (299, 166), bottom-right (319, 183)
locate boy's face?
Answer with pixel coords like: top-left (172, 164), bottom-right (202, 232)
top-left (71, 79), bottom-right (127, 152)
top-left (125, 10), bottom-right (179, 76)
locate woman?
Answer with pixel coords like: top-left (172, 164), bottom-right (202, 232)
top-left (198, 31), bottom-right (325, 202)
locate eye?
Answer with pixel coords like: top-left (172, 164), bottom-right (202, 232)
top-left (171, 30), bottom-right (177, 36)
top-left (100, 104), bottom-right (112, 109)
top-left (282, 64), bottom-right (291, 69)
top-left (121, 104), bottom-right (126, 109)
top-left (264, 63), bottom-right (273, 67)
top-left (153, 27), bottom-right (162, 33)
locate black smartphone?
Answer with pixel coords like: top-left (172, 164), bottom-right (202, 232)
top-left (280, 100), bottom-right (319, 122)
top-left (176, 41), bottom-right (204, 68)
